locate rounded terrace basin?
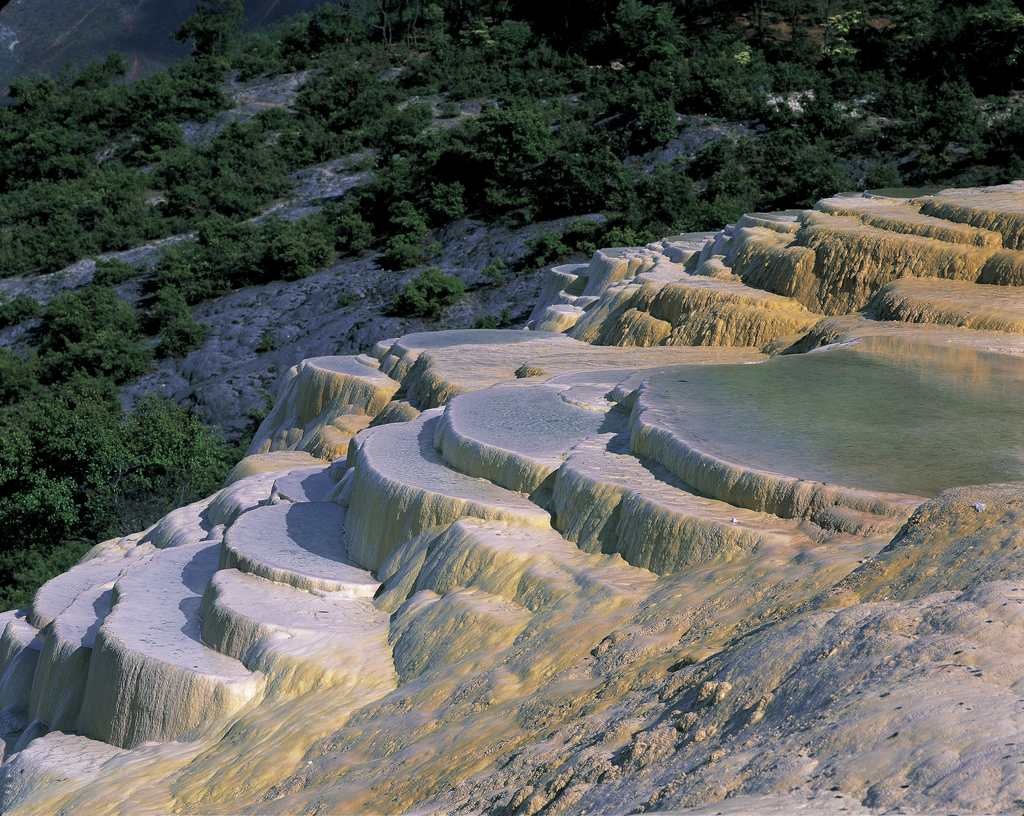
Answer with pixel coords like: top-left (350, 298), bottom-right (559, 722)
top-left (635, 334), bottom-right (1024, 499)
top-left (434, 382), bottom-right (626, 494)
top-left (391, 328), bottom-right (567, 353)
top-left (221, 502), bottom-right (377, 596)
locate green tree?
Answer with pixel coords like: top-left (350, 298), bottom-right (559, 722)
top-left (37, 285), bottom-right (152, 385)
top-left (172, 0), bottom-right (247, 58)
top-left (257, 215), bottom-right (335, 280)
top-left (388, 268), bottom-right (465, 319)
top-left (0, 387), bottom-right (226, 610)
top-left (463, 100), bottom-right (551, 208)
top-left (0, 348), bottom-right (40, 407)
top-left (0, 293), bottom-right (40, 329)
top-left (150, 286), bottom-right (211, 358)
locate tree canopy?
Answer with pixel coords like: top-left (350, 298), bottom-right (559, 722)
top-left (172, 0), bottom-right (247, 58)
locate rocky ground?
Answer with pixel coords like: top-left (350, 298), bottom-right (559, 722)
top-left (0, 212), bottom-right (578, 439)
top-left (120, 213), bottom-right (587, 440)
top-left (5, 185), bottom-right (1024, 815)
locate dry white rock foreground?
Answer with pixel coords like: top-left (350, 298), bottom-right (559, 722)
top-left (3, 184), bottom-right (1024, 815)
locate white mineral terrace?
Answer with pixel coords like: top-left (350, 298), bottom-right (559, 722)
top-left (77, 541), bottom-right (266, 749)
top-left (4, 184), bottom-right (1024, 816)
top-left (220, 501), bottom-right (378, 596)
top-left (433, 381), bottom-right (628, 494)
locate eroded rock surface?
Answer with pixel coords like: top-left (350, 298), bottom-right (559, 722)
top-left (3, 184), bottom-right (1024, 815)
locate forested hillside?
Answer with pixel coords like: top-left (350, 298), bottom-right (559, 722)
top-left (1, 0), bottom-right (1022, 609)
top-left (0, 0), bottom-right (331, 93)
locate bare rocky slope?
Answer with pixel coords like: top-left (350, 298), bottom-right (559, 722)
top-left (0, 68), bottom-right (751, 442)
top-left (0, 203), bottom-right (585, 440)
top-left (2, 183), bottom-right (1024, 815)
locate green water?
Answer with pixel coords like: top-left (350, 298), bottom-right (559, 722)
top-left (643, 336), bottom-right (1024, 497)
top-left (864, 188), bottom-right (944, 199)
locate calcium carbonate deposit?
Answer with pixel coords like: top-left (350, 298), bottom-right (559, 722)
top-left (3, 184), bottom-right (1024, 815)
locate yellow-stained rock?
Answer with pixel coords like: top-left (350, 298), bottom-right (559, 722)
top-left (919, 183), bottom-right (1024, 249)
top-left (345, 411), bottom-right (551, 571)
top-left (580, 247), bottom-right (659, 297)
top-left (817, 196), bottom-right (1004, 246)
top-left (648, 275), bottom-right (819, 348)
top-left (223, 450), bottom-right (323, 485)
top-left (603, 307), bottom-right (672, 347)
top-left (872, 277), bottom-right (1024, 333)
top-left (247, 356), bottom-right (400, 457)
top-left (567, 282), bottom-right (643, 344)
top-left (10, 185), bottom-right (1024, 816)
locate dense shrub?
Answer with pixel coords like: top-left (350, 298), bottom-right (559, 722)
top-left (92, 258), bottom-right (139, 287)
top-left (0, 387), bottom-right (226, 609)
top-left (461, 100), bottom-right (551, 209)
top-left (533, 119), bottom-right (634, 218)
top-left (258, 216), bottom-right (335, 280)
top-left (0, 293), bottom-right (40, 328)
top-left (150, 286), bottom-right (210, 358)
top-left (155, 241), bottom-right (231, 305)
top-left (319, 203), bottom-right (374, 254)
top-left (474, 307), bottom-right (512, 329)
top-left (37, 285), bottom-right (152, 385)
top-left (295, 56), bottom-right (402, 137)
top-left (383, 201), bottom-right (438, 269)
top-left (0, 348), bottom-right (39, 407)
top-left (388, 268), bottom-right (465, 319)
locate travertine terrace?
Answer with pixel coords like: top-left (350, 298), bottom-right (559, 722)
top-left (3, 184), bottom-right (1024, 815)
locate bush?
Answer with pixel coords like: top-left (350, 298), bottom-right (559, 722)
top-left (38, 285), bottom-right (151, 384)
top-left (533, 118), bottom-right (634, 217)
top-left (626, 160), bottom-right (697, 235)
top-left (863, 162), bottom-right (902, 190)
top-left (384, 236), bottom-right (428, 270)
top-left (255, 333), bottom-right (276, 353)
top-left (295, 57), bottom-right (402, 137)
top-left (481, 259), bottom-right (506, 286)
top-left (0, 347), bottom-right (39, 406)
top-left (526, 230), bottom-right (569, 267)
top-left (437, 101), bottom-right (460, 119)
top-left (92, 258), bottom-right (138, 287)
top-left (150, 286), bottom-right (209, 358)
top-left (258, 216), bottom-right (335, 281)
top-left (319, 203), bottom-right (373, 255)
top-left (429, 181), bottom-right (466, 222)
top-left (233, 33), bottom-right (286, 80)
top-left (155, 241), bottom-right (229, 304)
top-left (463, 100), bottom-right (551, 209)
top-left (388, 268), bottom-right (465, 320)
top-left (0, 292), bottom-right (41, 328)
top-left (0, 387), bottom-right (226, 608)
top-left (473, 307), bottom-right (512, 329)
top-left (383, 201), bottom-right (439, 270)
top-left (367, 104), bottom-right (434, 157)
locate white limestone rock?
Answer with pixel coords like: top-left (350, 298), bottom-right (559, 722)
top-left (76, 542), bottom-right (266, 748)
top-left (433, 380), bottom-right (628, 494)
top-left (248, 355), bottom-right (401, 457)
top-left (199, 568), bottom-right (394, 697)
top-left (219, 502), bottom-right (377, 597)
top-left (345, 410), bottom-right (551, 571)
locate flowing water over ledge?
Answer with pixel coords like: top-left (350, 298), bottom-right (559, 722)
top-left (641, 334), bottom-right (1024, 497)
